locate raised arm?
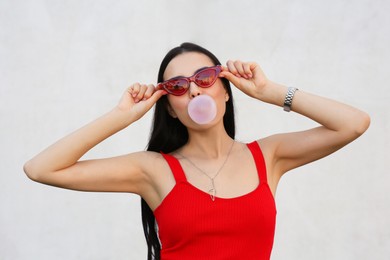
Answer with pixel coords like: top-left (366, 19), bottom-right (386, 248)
top-left (23, 84), bottom-right (166, 194)
top-left (220, 61), bottom-right (370, 188)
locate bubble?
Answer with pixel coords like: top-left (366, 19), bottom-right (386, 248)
top-left (188, 95), bottom-right (217, 125)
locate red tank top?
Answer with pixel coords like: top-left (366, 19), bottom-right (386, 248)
top-left (154, 141), bottom-right (276, 260)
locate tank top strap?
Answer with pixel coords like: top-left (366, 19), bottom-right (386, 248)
top-left (247, 141), bottom-right (268, 184)
top-left (161, 152), bottom-right (187, 183)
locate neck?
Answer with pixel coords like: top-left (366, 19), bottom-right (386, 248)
top-left (181, 122), bottom-right (234, 159)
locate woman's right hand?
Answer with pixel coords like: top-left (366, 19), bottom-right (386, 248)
top-left (24, 83), bottom-right (167, 194)
top-left (116, 83), bottom-right (167, 121)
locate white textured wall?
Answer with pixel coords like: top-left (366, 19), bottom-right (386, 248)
top-left (1, 0), bottom-right (389, 259)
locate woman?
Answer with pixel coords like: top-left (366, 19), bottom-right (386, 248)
top-left (24, 42), bottom-right (370, 259)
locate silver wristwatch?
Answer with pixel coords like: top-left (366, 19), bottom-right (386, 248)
top-left (283, 87), bottom-right (298, 112)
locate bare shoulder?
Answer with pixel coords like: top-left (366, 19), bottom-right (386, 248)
top-left (127, 150), bottom-right (172, 182)
top-left (136, 151), bottom-right (171, 175)
top-left (134, 151), bottom-right (176, 210)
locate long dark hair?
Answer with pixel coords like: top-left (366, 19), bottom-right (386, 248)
top-left (141, 42), bottom-right (236, 259)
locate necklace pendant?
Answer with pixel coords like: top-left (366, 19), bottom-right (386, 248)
top-left (209, 188), bottom-right (216, 201)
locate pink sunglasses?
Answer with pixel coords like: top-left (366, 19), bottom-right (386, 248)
top-left (156, 65), bottom-right (222, 96)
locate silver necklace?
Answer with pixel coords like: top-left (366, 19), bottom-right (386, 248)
top-left (178, 140), bottom-right (235, 201)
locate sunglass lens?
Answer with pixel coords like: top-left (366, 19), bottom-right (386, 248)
top-left (195, 69), bottom-right (217, 87)
top-left (164, 79), bottom-right (188, 95)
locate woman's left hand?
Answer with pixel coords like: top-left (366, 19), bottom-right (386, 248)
top-left (219, 60), bottom-right (269, 100)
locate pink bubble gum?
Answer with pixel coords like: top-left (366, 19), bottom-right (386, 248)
top-left (188, 95), bottom-right (217, 125)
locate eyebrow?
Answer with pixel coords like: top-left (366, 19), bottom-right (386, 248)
top-left (167, 66), bottom-right (209, 81)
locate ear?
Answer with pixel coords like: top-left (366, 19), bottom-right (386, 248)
top-left (225, 92), bottom-right (230, 102)
top-left (167, 103), bottom-right (178, 118)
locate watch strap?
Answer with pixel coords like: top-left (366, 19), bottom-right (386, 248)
top-left (283, 87), bottom-right (298, 112)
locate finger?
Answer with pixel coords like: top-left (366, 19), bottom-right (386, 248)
top-left (127, 85), bottom-right (134, 94)
top-left (134, 84), bottom-right (148, 102)
top-left (131, 83), bottom-right (141, 98)
top-left (250, 62), bottom-right (263, 76)
top-left (226, 60), bottom-right (241, 78)
top-left (143, 89), bottom-right (167, 108)
top-left (243, 63), bottom-right (253, 78)
top-left (233, 60), bottom-right (247, 78)
top-left (143, 84), bottom-right (155, 100)
top-left (220, 65), bottom-right (229, 72)
top-left (219, 70), bottom-right (241, 87)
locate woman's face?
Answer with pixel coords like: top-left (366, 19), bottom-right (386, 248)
top-left (163, 52), bottom-right (228, 128)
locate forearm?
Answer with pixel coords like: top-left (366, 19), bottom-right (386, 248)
top-left (259, 81), bottom-right (370, 135)
top-left (24, 108), bottom-right (135, 179)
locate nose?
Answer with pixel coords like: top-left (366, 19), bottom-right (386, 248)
top-left (189, 82), bottom-right (201, 98)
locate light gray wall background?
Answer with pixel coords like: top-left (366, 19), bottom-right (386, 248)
top-left (1, 0), bottom-right (388, 259)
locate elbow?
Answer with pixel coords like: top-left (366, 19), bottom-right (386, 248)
top-left (354, 111), bottom-right (371, 136)
top-left (343, 111), bottom-right (371, 140)
top-left (23, 160), bottom-right (41, 182)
